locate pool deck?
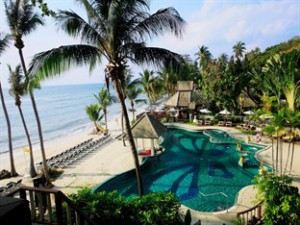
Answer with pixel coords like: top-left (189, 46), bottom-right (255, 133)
top-left (1, 123), bottom-right (300, 225)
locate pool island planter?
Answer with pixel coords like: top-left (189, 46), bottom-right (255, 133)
top-left (94, 126), bottom-right (269, 214)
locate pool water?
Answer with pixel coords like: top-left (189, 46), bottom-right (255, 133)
top-left (95, 128), bottom-right (264, 212)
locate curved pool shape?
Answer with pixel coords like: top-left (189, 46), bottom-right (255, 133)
top-left (95, 128), bottom-right (264, 212)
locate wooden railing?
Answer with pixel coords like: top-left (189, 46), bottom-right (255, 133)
top-left (5, 185), bottom-right (97, 225)
top-left (236, 201), bottom-right (263, 224)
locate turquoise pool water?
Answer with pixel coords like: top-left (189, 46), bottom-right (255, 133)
top-left (96, 128), bottom-right (264, 212)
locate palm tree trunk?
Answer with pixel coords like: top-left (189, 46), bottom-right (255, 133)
top-left (18, 48), bottom-right (50, 186)
top-left (17, 104), bottom-right (37, 177)
top-left (104, 108), bottom-right (108, 133)
top-left (0, 82), bottom-right (17, 176)
top-left (280, 137), bottom-right (283, 176)
top-left (276, 132), bottom-right (279, 175)
top-left (112, 77), bottom-right (143, 196)
top-left (284, 127), bottom-right (292, 175)
top-left (289, 138), bottom-right (295, 174)
top-left (131, 100), bottom-right (135, 121)
top-left (121, 113), bottom-right (126, 146)
top-left (271, 139), bottom-right (275, 173)
top-left (30, 90), bottom-right (50, 185)
top-left (94, 121), bottom-right (99, 132)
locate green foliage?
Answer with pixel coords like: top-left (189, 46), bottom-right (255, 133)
top-left (254, 172), bottom-right (300, 224)
top-left (68, 188), bottom-right (184, 225)
top-left (85, 104), bottom-right (103, 131)
top-left (31, 0), bottom-right (56, 16)
top-left (250, 36), bottom-right (300, 68)
top-left (0, 33), bottom-right (10, 56)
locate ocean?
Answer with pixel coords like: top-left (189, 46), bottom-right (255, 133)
top-left (0, 83), bottom-right (147, 154)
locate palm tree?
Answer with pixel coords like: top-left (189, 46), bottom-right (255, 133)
top-left (218, 53), bottom-right (228, 67)
top-left (157, 67), bottom-right (178, 97)
top-left (94, 87), bottom-right (117, 133)
top-left (283, 109), bottom-right (300, 174)
top-left (233, 41), bottom-right (246, 60)
top-left (4, 0), bottom-right (50, 185)
top-left (127, 84), bottom-right (147, 121)
top-left (0, 33), bottom-right (18, 176)
top-left (195, 45), bottom-right (212, 73)
top-left (85, 104), bottom-right (103, 132)
top-left (28, 0), bottom-right (185, 196)
top-left (8, 64), bottom-right (37, 177)
top-left (271, 110), bottom-right (286, 175)
top-left (137, 69), bottom-right (157, 105)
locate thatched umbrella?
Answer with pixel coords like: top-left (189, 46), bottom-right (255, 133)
top-left (126, 113), bottom-right (167, 156)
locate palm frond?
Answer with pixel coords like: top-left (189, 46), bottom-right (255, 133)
top-left (55, 10), bottom-right (107, 56)
top-left (128, 44), bottom-right (184, 71)
top-left (28, 45), bottom-right (102, 81)
top-left (0, 33), bottom-right (11, 56)
top-left (85, 103), bottom-right (101, 122)
top-left (132, 7), bottom-right (185, 41)
top-left (74, 0), bottom-right (101, 23)
top-left (8, 64), bottom-right (25, 98)
top-left (4, 0), bottom-right (44, 38)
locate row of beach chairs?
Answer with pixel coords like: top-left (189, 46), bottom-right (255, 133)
top-left (196, 119), bottom-right (211, 126)
top-left (37, 135), bottom-right (111, 170)
top-left (0, 179), bottom-right (22, 196)
top-left (217, 120), bottom-right (232, 127)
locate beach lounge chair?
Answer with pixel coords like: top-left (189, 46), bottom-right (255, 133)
top-left (197, 120), bottom-right (203, 126)
top-left (204, 120), bottom-right (211, 125)
top-left (218, 121), bottom-right (225, 126)
top-left (225, 121), bottom-right (232, 127)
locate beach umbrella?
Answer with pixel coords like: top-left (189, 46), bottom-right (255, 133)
top-left (243, 110), bottom-right (254, 115)
top-left (199, 108), bottom-right (211, 114)
top-left (219, 109), bottom-right (231, 115)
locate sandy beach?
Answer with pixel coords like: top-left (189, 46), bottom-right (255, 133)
top-left (1, 120), bottom-right (300, 225)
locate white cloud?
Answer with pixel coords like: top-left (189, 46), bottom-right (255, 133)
top-left (152, 0), bottom-right (299, 58)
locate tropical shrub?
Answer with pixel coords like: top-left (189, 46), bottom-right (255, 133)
top-left (254, 172), bottom-right (300, 224)
top-left (68, 188), bottom-right (184, 225)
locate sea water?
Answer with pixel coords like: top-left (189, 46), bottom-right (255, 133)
top-left (0, 83), bottom-right (147, 154)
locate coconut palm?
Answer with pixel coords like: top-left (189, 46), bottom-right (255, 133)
top-left (28, 0), bottom-right (185, 195)
top-left (283, 109), bottom-right (300, 174)
top-left (4, 0), bottom-right (51, 185)
top-left (158, 67), bottom-right (178, 97)
top-left (271, 110), bottom-right (287, 175)
top-left (137, 69), bottom-right (157, 105)
top-left (127, 84), bottom-right (147, 121)
top-left (85, 104), bottom-right (103, 132)
top-left (0, 33), bottom-right (18, 176)
top-left (195, 45), bottom-right (212, 72)
top-left (218, 53), bottom-right (228, 67)
top-left (8, 64), bottom-right (37, 177)
top-left (233, 41), bottom-right (246, 60)
top-left (94, 87), bottom-right (117, 133)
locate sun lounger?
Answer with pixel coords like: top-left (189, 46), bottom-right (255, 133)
top-left (204, 120), bottom-right (211, 125)
top-left (225, 121), bottom-right (232, 127)
top-left (197, 120), bottom-right (203, 126)
top-left (218, 121), bottom-right (225, 126)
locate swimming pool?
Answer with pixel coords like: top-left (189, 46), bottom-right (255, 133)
top-left (95, 128), bottom-right (264, 212)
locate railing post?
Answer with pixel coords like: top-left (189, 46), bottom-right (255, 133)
top-left (55, 192), bottom-right (63, 225)
top-left (19, 188), bottom-right (27, 200)
top-left (257, 205), bottom-right (262, 220)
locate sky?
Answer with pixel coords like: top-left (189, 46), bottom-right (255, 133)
top-left (0, 0), bottom-right (299, 88)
